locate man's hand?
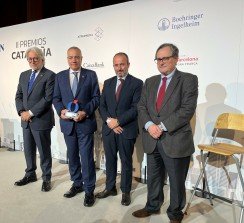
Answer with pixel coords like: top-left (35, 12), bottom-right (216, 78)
top-left (107, 118), bottom-right (119, 129)
top-left (60, 109), bottom-right (70, 120)
top-left (73, 111), bottom-right (87, 122)
top-left (113, 126), bottom-right (123, 134)
top-left (21, 111), bottom-right (32, 122)
top-left (148, 124), bottom-right (163, 139)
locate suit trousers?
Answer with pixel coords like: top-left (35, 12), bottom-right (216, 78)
top-left (23, 127), bottom-right (52, 181)
top-left (146, 140), bottom-right (190, 221)
top-left (103, 132), bottom-right (135, 193)
top-left (63, 124), bottom-right (96, 194)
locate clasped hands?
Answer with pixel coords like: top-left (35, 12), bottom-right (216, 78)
top-left (20, 111), bottom-right (32, 122)
top-left (60, 109), bottom-right (87, 122)
top-left (148, 124), bottom-right (163, 139)
top-left (107, 117), bottom-right (123, 134)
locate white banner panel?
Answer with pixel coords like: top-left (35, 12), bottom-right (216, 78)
top-left (0, 0), bottom-right (243, 201)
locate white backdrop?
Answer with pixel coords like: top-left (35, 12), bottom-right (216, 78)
top-left (0, 0), bottom-right (244, 201)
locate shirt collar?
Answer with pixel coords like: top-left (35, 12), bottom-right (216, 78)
top-left (70, 69), bottom-right (80, 74)
top-left (161, 68), bottom-right (176, 79)
top-left (117, 73), bottom-right (128, 80)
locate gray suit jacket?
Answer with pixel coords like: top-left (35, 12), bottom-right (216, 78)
top-left (15, 67), bottom-right (55, 130)
top-left (138, 69), bottom-right (198, 158)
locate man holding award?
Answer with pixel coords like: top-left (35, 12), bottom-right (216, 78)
top-left (53, 46), bottom-right (100, 207)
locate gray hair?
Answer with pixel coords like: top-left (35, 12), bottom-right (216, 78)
top-left (67, 46), bottom-right (82, 55)
top-left (155, 43), bottom-right (179, 59)
top-left (25, 47), bottom-right (45, 63)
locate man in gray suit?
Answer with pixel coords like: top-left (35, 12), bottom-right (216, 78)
top-left (15, 47), bottom-right (55, 192)
top-left (132, 43), bottom-right (198, 223)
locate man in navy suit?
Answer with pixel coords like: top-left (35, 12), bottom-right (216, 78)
top-left (15, 47), bottom-right (55, 192)
top-left (53, 46), bottom-right (100, 207)
top-left (96, 52), bottom-right (143, 206)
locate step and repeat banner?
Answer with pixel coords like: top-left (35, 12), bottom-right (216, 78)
top-left (0, 0), bottom-right (244, 201)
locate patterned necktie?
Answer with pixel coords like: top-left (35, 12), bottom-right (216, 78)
top-left (115, 78), bottom-right (124, 102)
top-left (156, 77), bottom-right (167, 112)
top-left (28, 70), bottom-right (37, 93)
top-left (71, 72), bottom-right (78, 97)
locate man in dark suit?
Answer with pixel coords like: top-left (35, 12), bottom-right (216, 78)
top-left (132, 43), bottom-right (198, 223)
top-left (15, 47), bottom-right (55, 192)
top-left (96, 52), bottom-right (143, 206)
top-left (53, 46), bottom-right (100, 207)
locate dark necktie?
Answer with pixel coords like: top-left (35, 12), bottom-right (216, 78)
top-left (115, 78), bottom-right (124, 102)
top-left (156, 77), bottom-right (167, 112)
top-left (71, 72), bottom-right (78, 96)
top-left (28, 70), bottom-right (37, 93)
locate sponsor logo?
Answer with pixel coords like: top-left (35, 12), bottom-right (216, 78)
top-left (0, 44), bottom-right (4, 52)
top-left (94, 27), bottom-right (103, 41)
top-left (177, 55), bottom-right (199, 66)
top-left (158, 18), bottom-right (170, 31)
top-left (12, 37), bottom-right (52, 60)
top-left (158, 13), bottom-right (203, 31)
top-left (78, 27), bottom-right (104, 41)
top-left (83, 61), bottom-right (104, 69)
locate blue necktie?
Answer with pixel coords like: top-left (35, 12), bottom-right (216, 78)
top-left (71, 72), bottom-right (78, 96)
top-left (28, 70), bottom-right (37, 93)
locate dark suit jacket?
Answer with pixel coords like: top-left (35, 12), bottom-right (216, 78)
top-left (138, 69), bottom-right (198, 158)
top-left (99, 74), bottom-right (143, 139)
top-left (15, 67), bottom-right (55, 130)
top-left (53, 68), bottom-right (100, 135)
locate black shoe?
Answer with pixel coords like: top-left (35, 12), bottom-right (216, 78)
top-left (95, 187), bottom-right (117, 199)
top-left (14, 176), bottom-right (37, 186)
top-left (63, 184), bottom-right (83, 198)
top-left (84, 193), bottom-right (95, 207)
top-left (42, 181), bottom-right (51, 192)
top-left (121, 192), bottom-right (131, 206)
top-left (132, 208), bottom-right (160, 218)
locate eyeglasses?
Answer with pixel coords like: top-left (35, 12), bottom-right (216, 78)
top-left (67, 56), bottom-right (81, 60)
top-left (154, 56), bottom-right (173, 63)
top-left (27, 57), bottom-right (39, 62)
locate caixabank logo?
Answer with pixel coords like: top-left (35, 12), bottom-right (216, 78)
top-left (158, 13), bottom-right (203, 31)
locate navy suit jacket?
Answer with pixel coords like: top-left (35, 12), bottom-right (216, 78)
top-left (53, 68), bottom-right (100, 135)
top-left (99, 74), bottom-right (143, 139)
top-left (15, 67), bottom-right (55, 130)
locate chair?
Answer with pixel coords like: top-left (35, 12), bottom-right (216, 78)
top-left (185, 113), bottom-right (244, 223)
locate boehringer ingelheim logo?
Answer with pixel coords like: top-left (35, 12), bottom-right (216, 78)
top-left (94, 27), bottom-right (103, 41)
top-left (157, 18), bottom-right (170, 31)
